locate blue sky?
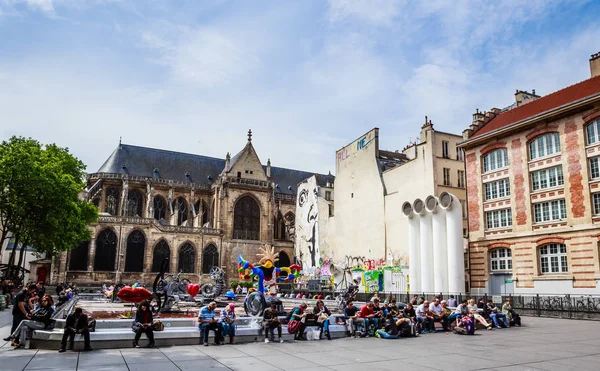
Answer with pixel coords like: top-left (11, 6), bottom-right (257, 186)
top-left (1, 0), bottom-right (599, 175)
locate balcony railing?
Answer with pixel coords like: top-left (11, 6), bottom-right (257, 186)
top-left (225, 176), bottom-right (270, 188)
top-left (88, 173), bottom-right (212, 191)
top-left (97, 216), bottom-right (222, 235)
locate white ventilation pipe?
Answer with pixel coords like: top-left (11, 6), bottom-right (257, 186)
top-left (439, 192), bottom-right (465, 294)
top-left (425, 196), bottom-right (448, 293)
top-left (402, 201), bottom-right (421, 293)
top-left (413, 198), bottom-right (433, 293)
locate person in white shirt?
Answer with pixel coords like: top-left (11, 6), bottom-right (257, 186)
top-left (416, 301), bottom-right (435, 333)
top-left (468, 299), bottom-right (492, 330)
top-left (448, 299), bottom-right (468, 322)
top-left (430, 298), bottom-right (449, 331)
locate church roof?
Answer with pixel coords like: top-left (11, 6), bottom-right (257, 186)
top-left (95, 144), bottom-right (334, 195)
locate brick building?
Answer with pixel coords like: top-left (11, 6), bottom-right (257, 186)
top-left (50, 131), bottom-right (334, 286)
top-left (460, 53), bottom-right (600, 295)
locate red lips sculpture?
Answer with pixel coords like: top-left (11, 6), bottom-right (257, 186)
top-left (116, 286), bottom-right (153, 304)
top-left (186, 283), bottom-right (200, 297)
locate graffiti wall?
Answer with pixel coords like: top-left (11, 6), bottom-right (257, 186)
top-left (295, 176), bottom-right (320, 270)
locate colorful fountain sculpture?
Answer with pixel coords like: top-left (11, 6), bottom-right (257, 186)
top-left (238, 245), bottom-right (301, 316)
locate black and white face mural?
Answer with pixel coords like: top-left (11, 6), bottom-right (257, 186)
top-left (295, 176), bottom-right (319, 270)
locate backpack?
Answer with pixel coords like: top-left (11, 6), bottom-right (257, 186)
top-left (454, 316), bottom-right (475, 335)
top-left (286, 307), bottom-right (299, 322)
top-left (398, 321), bottom-right (412, 337)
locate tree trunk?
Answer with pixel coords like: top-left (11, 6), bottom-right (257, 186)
top-left (7, 235), bottom-right (20, 280)
top-left (16, 238), bottom-right (28, 282)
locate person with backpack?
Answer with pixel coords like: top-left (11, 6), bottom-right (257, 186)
top-left (263, 304), bottom-right (283, 343)
top-left (375, 313), bottom-right (399, 339)
top-left (10, 294), bottom-right (55, 348)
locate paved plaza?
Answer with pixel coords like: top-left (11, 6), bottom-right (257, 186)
top-left (2, 309), bottom-right (600, 371)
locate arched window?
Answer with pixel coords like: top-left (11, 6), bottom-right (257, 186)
top-left (233, 196), bottom-right (260, 240)
top-left (153, 196), bottom-right (167, 221)
top-left (490, 248), bottom-right (512, 271)
top-left (202, 244), bottom-right (219, 273)
top-left (124, 230), bottom-right (145, 272)
top-left (275, 251), bottom-right (291, 268)
top-left (125, 189), bottom-right (144, 217)
top-left (93, 229), bottom-right (117, 271)
top-left (69, 241), bottom-right (89, 271)
top-left (540, 243), bottom-right (568, 274)
top-left (274, 212), bottom-right (286, 240)
top-left (105, 187), bottom-right (120, 215)
top-left (178, 243), bottom-right (196, 273)
top-left (482, 149), bottom-right (508, 173)
top-left (152, 240), bottom-right (170, 272)
top-left (586, 120), bottom-right (600, 145)
top-left (176, 197), bottom-right (188, 226)
top-left (529, 133), bottom-right (561, 160)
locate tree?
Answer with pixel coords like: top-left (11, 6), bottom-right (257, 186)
top-left (0, 137), bottom-right (98, 282)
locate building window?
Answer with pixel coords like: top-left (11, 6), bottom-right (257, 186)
top-left (457, 147), bottom-right (464, 161)
top-left (485, 208), bottom-right (512, 230)
top-left (484, 179), bottom-right (510, 200)
top-left (533, 199), bottom-right (566, 223)
top-left (202, 244), bottom-right (219, 274)
top-left (124, 230), bottom-right (145, 272)
top-left (457, 170), bottom-right (465, 188)
top-left (93, 229), bottom-right (117, 271)
top-left (586, 120), bottom-right (600, 145)
top-left (443, 168), bottom-right (451, 186)
top-left (540, 243), bottom-right (568, 274)
top-left (125, 189), bottom-right (144, 217)
top-left (178, 243), bottom-right (196, 273)
top-left (590, 158), bottom-right (600, 179)
top-left (152, 239), bottom-right (171, 272)
top-left (153, 196), bottom-right (167, 221)
top-left (442, 141), bottom-right (450, 158)
top-left (325, 191), bottom-right (332, 201)
top-left (69, 241), bottom-right (89, 271)
top-left (483, 149), bottom-right (508, 173)
top-left (593, 193), bottom-right (600, 215)
top-left (460, 200), bottom-right (468, 219)
top-left (175, 197), bottom-right (188, 226)
top-left (529, 133), bottom-right (560, 160)
top-left (490, 248), bottom-right (512, 271)
top-left (233, 196), bottom-right (261, 240)
top-left (105, 187), bottom-right (120, 216)
top-left (531, 166), bottom-right (564, 191)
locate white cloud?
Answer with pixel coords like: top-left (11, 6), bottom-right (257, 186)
top-left (327, 0), bottom-right (402, 27)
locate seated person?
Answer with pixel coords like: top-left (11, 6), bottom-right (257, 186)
top-left (372, 298), bottom-right (384, 328)
top-left (290, 303), bottom-right (308, 340)
top-left (198, 301), bottom-right (222, 346)
top-left (59, 307), bottom-right (91, 352)
top-left (467, 299), bottom-right (492, 330)
top-left (11, 294), bottom-right (55, 349)
top-left (448, 299), bottom-right (468, 322)
top-left (416, 301), bottom-right (435, 333)
top-left (502, 297), bottom-right (521, 326)
top-left (453, 314), bottom-right (475, 335)
top-left (357, 302), bottom-right (378, 337)
top-left (220, 303), bottom-right (237, 344)
top-left (386, 299), bottom-right (401, 318)
top-left (263, 304), bottom-right (284, 343)
top-left (132, 300), bottom-right (154, 348)
top-left (313, 300), bottom-right (332, 340)
top-left (375, 313), bottom-right (399, 339)
top-left (485, 300), bottom-right (508, 328)
top-left (430, 298), bottom-right (449, 331)
top-left (403, 302), bottom-right (417, 326)
top-left (344, 301), bottom-right (364, 337)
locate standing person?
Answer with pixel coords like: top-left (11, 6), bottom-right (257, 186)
top-left (468, 299), bottom-right (492, 330)
top-left (417, 296), bottom-right (425, 305)
top-left (502, 298), bottom-right (521, 326)
top-left (132, 300), bottom-right (154, 348)
top-left (416, 301), bottom-right (435, 333)
top-left (59, 307), bottom-right (92, 352)
top-left (263, 304), bottom-right (283, 343)
top-left (410, 295), bottom-right (418, 305)
top-left (220, 303), bottom-right (237, 344)
top-left (447, 295), bottom-right (457, 308)
top-left (344, 301), bottom-right (364, 338)
top-left (198, 301), bottom-right (222, 346)
top-left (313, 300), bottom-right (332, 340)
top-left (4, 284), bottom-right (37, 341)
top-left (10, 294), bottom-right (55, 348)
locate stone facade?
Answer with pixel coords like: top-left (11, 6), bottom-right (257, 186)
top-left (52, 132), bottom-right (333, 286)
top-left (461, 63), bottom-right (600, 295)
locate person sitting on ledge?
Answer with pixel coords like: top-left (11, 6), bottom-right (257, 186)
top-left (198, 301), bottom-right (222, 346)
top-left (290, 303), bottom-right (308, 340)
top-left (448, 299), bottom-right (468, 322)
top-left (358, 302), bottom-right (378, 337)
top-left (314, 300), bottom-right (332, 340)
top-left (375, 313), bottom-right (399, 339)
top-left (132, 300), bottom-right (154, 348)
top-left (263, 304), bottom-right (284, 343)
top-left (416, 300), bottom-right (435, 334)
top-left (11, 294), bottom-right (55, 349)
top-left (220, 303), bottom-right (237, 344)
top-left (485, 300), bottom-right (509, 328)
top-left (59, 307), bottom-right (91, 352)
top-left (344, 300), bottom-right (364, 338)
top-left (430, 297), bottom-right (449, 331)
top-left (468, 299), bottom-right (492, 330)
top-left (502, 298), bottom-right (521, 327)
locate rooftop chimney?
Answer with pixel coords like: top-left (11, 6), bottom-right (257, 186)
top-left (591, 52), bottom-right (600, 78)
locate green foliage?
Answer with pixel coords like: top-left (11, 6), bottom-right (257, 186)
top-left (0, 136), bottom-right (98, 261)
top-left (229, 280), bottom-right (254, 289)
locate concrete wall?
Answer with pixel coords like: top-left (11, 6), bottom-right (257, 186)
top-left (334, 129), bottom-right (386, 262)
